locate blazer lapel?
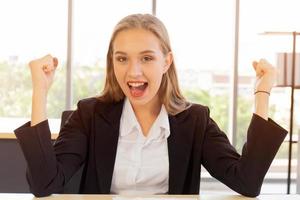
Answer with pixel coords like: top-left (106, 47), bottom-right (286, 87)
top-left (168, 112), bottom-right (194, 194)
top-left (94, 100), bottom-right (124, 193)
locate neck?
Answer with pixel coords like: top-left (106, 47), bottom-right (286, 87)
top-left (131, 96), bottom-right (162, 136)
top-left (132, 97), bottom-right (161, 118)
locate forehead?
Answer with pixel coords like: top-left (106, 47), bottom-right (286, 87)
top-left (113, 28), bottom-right (162, 54)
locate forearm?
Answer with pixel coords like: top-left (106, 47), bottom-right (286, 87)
top-left (254, 92), bottom-right (269, 120)
top-left (29, 55), bottom-right (57, 126)
top-left (14, 120), bottom-right (63, 197)
top-left (31, 88), bottom-right (47, 126)
top-left (203, 114), bottom-right (287, 197)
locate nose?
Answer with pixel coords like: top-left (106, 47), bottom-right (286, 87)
top-left (128, 60), bottom-right (143, 77)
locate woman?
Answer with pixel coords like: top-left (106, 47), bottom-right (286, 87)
top-left (15, 14), bottom-right (287, 197)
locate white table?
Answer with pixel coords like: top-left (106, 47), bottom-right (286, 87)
top-left (0, 194), bottom-right (299, 200)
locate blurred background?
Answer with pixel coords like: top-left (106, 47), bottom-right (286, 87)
top-left (0, 0), bottom-right (299, 195)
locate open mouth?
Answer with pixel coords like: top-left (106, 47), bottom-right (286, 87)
top-left (127, 81), bottom-right (148, 97)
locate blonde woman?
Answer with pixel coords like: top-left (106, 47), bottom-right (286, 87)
top-left (15, 14), bottom-right (287, 197)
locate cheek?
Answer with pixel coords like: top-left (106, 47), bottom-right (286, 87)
top-left (113, 65), bottom-right (124, 86)
top-left (148, 68), bottom-right (164, 88)
top-left (114, 65), bottom-right (123, 78)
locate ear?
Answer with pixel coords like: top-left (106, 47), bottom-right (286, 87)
top-left (163, 52), bottom-right (173, 73)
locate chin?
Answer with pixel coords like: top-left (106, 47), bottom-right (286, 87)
top-left (127, 94), bottom-right (155, 107)
top-left (128, 97), bottom-right (150, 106)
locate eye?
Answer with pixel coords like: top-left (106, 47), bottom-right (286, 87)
top-left (115, 56), bottom-right (127, 63)
top-left (142, 56), bottom-right (153, 62)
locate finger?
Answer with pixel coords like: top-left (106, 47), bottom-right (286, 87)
top-left (42, 64), bottom-right (50, 73)
top-left (42, 61), bottom-right (54, 73)
top-left (259, 58), bottom-right (273, 70)
top-left (255, 64), bottom-right (265, 77)
top-left (42, 56), bottom-right (58, 72)
top-left (252, 61), bottom-right (263, 77)
top-left (53, 57), bottom-right (58, 67)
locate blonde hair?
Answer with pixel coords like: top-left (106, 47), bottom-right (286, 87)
top-left (98, 14), bottom-right (190, 115)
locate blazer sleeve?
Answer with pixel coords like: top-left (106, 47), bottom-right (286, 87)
top-left (14, 99), bottom-right (92, 197)
top-left (201, 110), bottom-right (287, 197)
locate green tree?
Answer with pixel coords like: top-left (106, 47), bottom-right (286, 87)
top-left (183, 89), bottom-right (229, 132)
top-left (72, 64), bottom-right (105, 107)
top-left (0, 61), bottom-right (32, 117)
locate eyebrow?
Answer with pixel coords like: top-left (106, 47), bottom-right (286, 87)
top-left (114, 50), bottom-right (156, 55)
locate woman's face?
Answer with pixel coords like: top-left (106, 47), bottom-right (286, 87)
top-left (112, 28), bottom-right (172, 108)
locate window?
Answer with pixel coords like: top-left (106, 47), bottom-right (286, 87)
top-left (156, 0), bottom-right (235, 134)
top-left (0, 0), bottom-right (67, 133)
top-left (239, 0), bottom-right (300, 193)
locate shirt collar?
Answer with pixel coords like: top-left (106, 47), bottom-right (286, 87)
top-left (154, 104), bottom-right (170, 138)
top-left (120, 98), bottom-right (170, 138)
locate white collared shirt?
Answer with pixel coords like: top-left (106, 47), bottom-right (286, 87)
top-left (110, 98), bottom-right (170, 194)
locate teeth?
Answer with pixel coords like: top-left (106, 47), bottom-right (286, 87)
top-left (128, 82), bottom-right (145, 87)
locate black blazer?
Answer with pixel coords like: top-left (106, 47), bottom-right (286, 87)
top-left (14, 97), bottom-right (287, 197)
